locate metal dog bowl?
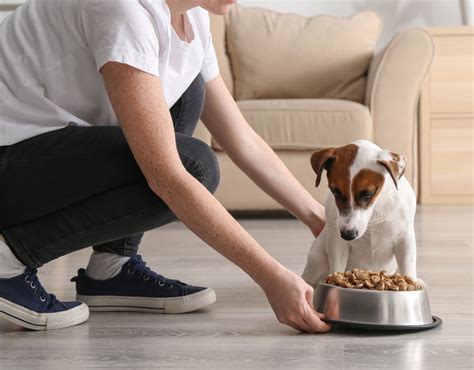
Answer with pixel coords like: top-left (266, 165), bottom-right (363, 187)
top-left (314, 283), bottom-right (442, 330)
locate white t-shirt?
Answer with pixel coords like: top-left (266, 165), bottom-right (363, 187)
top-left (0, 0), bottom-right (220, 146)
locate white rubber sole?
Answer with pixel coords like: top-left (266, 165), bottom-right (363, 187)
top-left (77, 288), bottom-right (216, 314)
top-left (0, 297), bottom-right (89, 331)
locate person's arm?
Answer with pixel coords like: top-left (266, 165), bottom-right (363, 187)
top-left (201, 75), bottom-right (325, 237)
top-left (100, 62), bottom-right (330, 333)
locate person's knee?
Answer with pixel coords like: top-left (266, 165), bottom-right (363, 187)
top-left (179, 138), bottom-right (220, 194)
top-left (206, 151), bottom-right (220, 194)
top-left (193, 140), bottom-right (220, 194)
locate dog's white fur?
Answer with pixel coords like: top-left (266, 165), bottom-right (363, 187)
top-left (302, 140), bottom-right (417, 287)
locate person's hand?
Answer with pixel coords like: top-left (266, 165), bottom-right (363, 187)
top-left (261, 266), bottom-right (331, 333)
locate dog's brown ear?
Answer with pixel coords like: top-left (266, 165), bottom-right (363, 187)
top-left (377, 151), bottom-right (406, 190)
top-left (311, 148), bottom-right (336, 187)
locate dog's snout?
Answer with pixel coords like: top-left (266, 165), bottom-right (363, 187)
top-left (340, 228), bottom-right (359, 241)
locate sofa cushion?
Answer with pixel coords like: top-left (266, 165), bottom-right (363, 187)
top-left (225, 5), bottom-right (382, 103)
top-left (211, 99), bottom-right (373, 151)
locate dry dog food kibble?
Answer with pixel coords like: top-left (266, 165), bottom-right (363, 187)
top-left (324, 269), bottom-right (422, 291)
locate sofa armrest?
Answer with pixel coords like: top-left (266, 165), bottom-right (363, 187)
top-left (366, 28), bottom-right (434, 191)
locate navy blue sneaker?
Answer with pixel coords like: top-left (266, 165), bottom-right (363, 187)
top-left (0, 268), bottom-right (89, 330)
top-left (71, 255), bottom-right (216, 314)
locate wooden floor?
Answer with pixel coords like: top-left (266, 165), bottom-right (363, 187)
top-left (0, 205), bottom-right (472, 369)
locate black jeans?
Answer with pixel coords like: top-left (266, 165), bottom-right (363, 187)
top-left (0, 73), bottom-right (220, 268)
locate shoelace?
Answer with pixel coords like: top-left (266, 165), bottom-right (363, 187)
top-left (127, 255), bottom-right (182, 288)
top-left (24, 268), bottom-right (58, 308)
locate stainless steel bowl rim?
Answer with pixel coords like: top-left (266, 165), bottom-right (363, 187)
top-left (319, 282), bottom-right (426, 293)
top-left (314, 282), bottom-right (433, 326)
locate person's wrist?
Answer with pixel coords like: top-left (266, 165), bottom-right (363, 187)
top-left (302, 204), bottom-right (326, 237)
top-left (297, 201), bottom-right (324, 224)
top-left (251, 258), bottom-right (288, 292)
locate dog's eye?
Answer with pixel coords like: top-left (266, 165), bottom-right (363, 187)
top-left (331, 187), bottom-right (343, 199)
top-left (359, 190), bottom-right (374, 200)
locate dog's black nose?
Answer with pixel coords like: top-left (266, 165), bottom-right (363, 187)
top-left (340, 228), bottom-right (359, 241)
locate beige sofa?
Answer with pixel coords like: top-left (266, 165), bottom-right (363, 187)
top-left (195, 6), bottom-right (435, 210)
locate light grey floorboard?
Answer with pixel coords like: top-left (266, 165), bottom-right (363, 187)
top-left (0, 205), bottom-right (472, 369)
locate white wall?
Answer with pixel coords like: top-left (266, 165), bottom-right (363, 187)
top-left (1, 0), bottom-right (468, 47)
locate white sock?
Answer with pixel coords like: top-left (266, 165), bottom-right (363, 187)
top-left (0, 234), bottom-right (27, 278)
top-left (85, 251), bottom-right (130, 280)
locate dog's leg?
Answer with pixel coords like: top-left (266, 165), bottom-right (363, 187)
top-left (327, 238), bottom-right (350, 275)
top-left (394, 225), bottom-right (417, 279)
top-left (302, 228), bottom-right (329, 288)
top-left (326, 224), bottom-right (350, 275)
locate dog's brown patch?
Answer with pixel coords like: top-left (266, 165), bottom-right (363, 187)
top-left (323, 144), bottom-right (359, 214)
top-left (377, 151), bottom-right (406, 189)
top-left (351, 169), bottom-right (385, 208)
top-left (311, 148), bottom-right (336, 187)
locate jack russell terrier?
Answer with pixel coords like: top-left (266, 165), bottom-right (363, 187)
top-left (302, 140), bottom-right (418, 288)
